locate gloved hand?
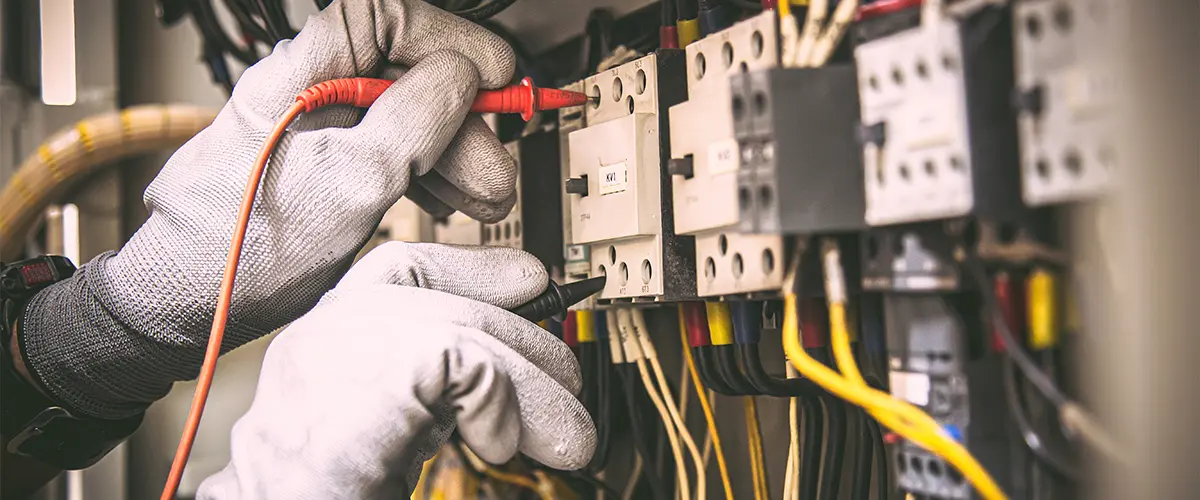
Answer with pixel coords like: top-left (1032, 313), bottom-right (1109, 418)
top-left (196, 243), bottom-right (595, 499)
top-left (18, 0), bottom-right (519, 419)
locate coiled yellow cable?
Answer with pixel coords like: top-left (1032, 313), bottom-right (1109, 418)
top-left (1, 105), bottom-right (217, 259)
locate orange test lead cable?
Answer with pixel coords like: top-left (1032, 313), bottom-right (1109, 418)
top-left (160, 76), bottom-right (576, 499)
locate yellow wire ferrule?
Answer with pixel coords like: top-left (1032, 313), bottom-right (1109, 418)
top-left (1027, 269), bottom-right (1058, 350)
top-left (677, 18), bottom-right (701, 47)
top-left (576, 310), bottom-right (596, 343)
top-left (705, 302), bottom-right (735, 345)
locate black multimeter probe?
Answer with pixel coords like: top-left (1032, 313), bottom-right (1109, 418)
top-left (510, 276), bottom-right (606, 323)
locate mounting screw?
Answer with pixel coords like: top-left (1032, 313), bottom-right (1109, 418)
top-left (565, 175), bottom-right (589, 196)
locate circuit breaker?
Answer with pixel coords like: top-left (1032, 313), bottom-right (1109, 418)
top-left (482, 132), bottom-right (563, 272)
top-left (854, 5), bottom-right (1021, 226)
top-left (667, 12), bottom-right (785, 298)
top-left (1013, 0), bottom-right (1120, 206)
top-left (565, 51), bottom-right (694, 302)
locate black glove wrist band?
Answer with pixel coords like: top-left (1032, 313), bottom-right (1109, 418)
top-left (1, 256), bottom-right (143, 470)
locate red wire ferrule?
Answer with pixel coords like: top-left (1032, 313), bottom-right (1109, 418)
top-left (683, 302), bottom-right (712, 347)
top-left (799, 298), bottom-right (828, 349)
top-left (563, 311), bottom-right (579, 347)
top-left (660, 26), bottom-right (680, 49)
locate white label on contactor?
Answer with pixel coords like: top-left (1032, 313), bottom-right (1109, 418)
top-left (598, 162), bottom-right (628, 195)
top-left (707, 138), bottom-right (741, 175)
top-left (889, 370), bottom-right (931, 406)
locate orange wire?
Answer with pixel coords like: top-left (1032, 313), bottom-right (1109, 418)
top-left (160, 102), bottom-right (306, 500)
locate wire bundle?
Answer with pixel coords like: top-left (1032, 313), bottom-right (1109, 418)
top-left (778, 0), bottom-right (859, 68)
top-left (172, 0), bottom-right (521, 91)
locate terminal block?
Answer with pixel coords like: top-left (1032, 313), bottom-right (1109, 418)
top-left (482, 131), bottom-right (564, 272)
top-left (668, 12), bottom-right (785, 298)
top-left (1014, 0), bottom-right (1121, 205)
top-left (854, 5), bottom-right (1021, 226)
top-left (731, 66), bottom-right (866, 235)
top-left (565, 51), bottom-right (694, 303)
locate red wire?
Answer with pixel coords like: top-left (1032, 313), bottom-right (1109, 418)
top-left (856, 0), bottom-right (923, 21)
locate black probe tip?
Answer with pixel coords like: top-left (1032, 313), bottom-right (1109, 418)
top-left (510, 276), bottom-right (607, 323)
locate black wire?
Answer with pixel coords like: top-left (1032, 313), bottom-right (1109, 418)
top-left (850, 409), bottom-right (873, 500)
top-left (695, 346), bottom-right (738, 395)
top-left (254, 0), bottom-right (293, 41)
top-left (580, 343), bottom-right (597, 418)
top-left (268, 0), bottom-right (297, 37)
top-left (221, 0), bottom-right (271, 43)
top-left (713, 344), bottom-right (761, 395)
top-left (731, 0), bottom-right (764, 10)
top-left (677, 0), bottom-right (698, 20)
top-left (580, 9), bottom-right (616, 76)
top-left (661, 0), bottom-right (676, 26)
top-left (616, 364), bottom-right (670, 500)
top-left (965, 258), bottom-right (1069, 408)
top-left (588, 343), bottom-right (613, 471)
top-left (1003, 355), bottom-right (1081, 480)
top-left (798, 394), bottom-right (823, 500)
top-left (450, 0), bottom-right (520, 22)
top-left (811, 349), bottom-right (846, 500)
top-left (734, 344), bottom-right (825, 498)
top-left (192, 0), bottom-right (259, 65)
top-left (866, 415), bottom-right (889, 499)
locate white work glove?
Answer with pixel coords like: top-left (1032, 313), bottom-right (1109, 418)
top-left (18, 0), bottom-right (520, 419)
top-left (196, 243), bottom-right (596, 499)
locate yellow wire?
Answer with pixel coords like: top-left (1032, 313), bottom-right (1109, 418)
top-left (678, 308), bottom-right (735, 500)
top-left (412, 453), bottom-right (437, 500)
top-left (779, 248), bottom-right (1007, 500)
top-left (783, 296), bottom-right (1006, 497)
top-left (461, 448), bottom-right (552, 500)
top-left (743, 397), bottom-right (768, 500)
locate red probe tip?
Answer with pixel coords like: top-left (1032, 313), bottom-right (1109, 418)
top-left (470, 77), bottom-right (591, 121)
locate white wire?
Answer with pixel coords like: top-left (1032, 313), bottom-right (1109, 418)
top-left (701, 391), bottom-right (715, 470)
top-left (622, 453), bottom-right (644, 500)
top-left (807, 0), bottom-right (860, 67)
top-left (794, 0), bottom-right (828, 67)
top-left (632, 309), bottom-right (707, 500)
top-left (618, 309), bottom-right (690, 500)
top-left (787, 363), bottom-right (802, 500)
